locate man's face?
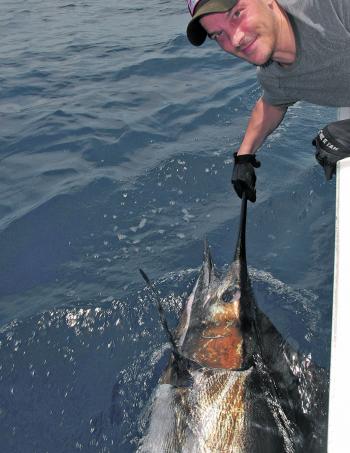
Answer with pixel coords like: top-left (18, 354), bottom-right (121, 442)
top-left (199, 0), bottom-right (278, 66)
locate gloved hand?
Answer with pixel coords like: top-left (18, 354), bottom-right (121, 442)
top-left (231, 152), bottom-right (261, 203)
top-left (312, 119), bottom-right (350, 180)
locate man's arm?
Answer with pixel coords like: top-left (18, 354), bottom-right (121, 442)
top-left (237, 96), bottom-right (288, 155)
top-left (231, 96), bottom-right (288, 202)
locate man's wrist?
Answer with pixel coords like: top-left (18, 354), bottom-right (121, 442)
top-left (236, 146), bottom-right (256, 156)
top-left (233, 152), bottom-right (261, 168)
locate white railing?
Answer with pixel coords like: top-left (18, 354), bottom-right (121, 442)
top-left (328, 155), bottom-right (350, 453)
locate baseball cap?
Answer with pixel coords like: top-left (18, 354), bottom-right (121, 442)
top-left (187, 0), bottom-right (238, 46)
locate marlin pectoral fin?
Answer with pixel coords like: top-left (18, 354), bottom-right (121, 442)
top-left (203, 238), bottom-right (213, 270)
top-left (203, 239), bottom-right (216, 286)
top-left (190, 240), bottom-right (216, 307)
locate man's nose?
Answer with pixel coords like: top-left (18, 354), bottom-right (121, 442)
top-left (232, 29), bottom-right (245, 49)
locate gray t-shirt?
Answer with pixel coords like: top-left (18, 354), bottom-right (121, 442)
top-left (257, 0), bottom-right (350, 107)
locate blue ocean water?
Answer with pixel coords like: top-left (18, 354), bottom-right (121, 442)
top-left (0, 1), bottom-right (336, 452)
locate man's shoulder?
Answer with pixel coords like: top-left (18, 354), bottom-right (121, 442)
top-left (278, 0), bottom-right (349, 28)
top-left (277, 0), bottom-right (325, 17)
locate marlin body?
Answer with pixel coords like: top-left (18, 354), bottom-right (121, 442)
top-left (138, 197), bottom-right (327, 453)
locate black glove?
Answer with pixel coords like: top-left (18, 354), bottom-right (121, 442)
top-left (231, 152), bottom-right (261, 203)
top-left (312, 119), bottom-right (350, 180)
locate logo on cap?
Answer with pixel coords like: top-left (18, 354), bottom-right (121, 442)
top-left (187, 0), bottom-right (202, 16)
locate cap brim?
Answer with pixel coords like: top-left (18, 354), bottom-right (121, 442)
top-left (187, 19), bottom-right (207, 46)
top-left (186, 0), bottom-right (238, 46)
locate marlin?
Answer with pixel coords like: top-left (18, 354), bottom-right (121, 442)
top-left (138, 195), bottom-right (327, 453)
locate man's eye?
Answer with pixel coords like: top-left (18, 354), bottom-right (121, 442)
top-left (229, 8), bottom-right (241, 20)
top-left (210, 31), bottom-right (223, 40)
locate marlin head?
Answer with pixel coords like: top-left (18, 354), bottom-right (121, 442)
top-left (177, 195), bottom-right (256, 371)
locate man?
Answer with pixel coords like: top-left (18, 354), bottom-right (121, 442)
top-left (186, 0), bottom-right (350, 202)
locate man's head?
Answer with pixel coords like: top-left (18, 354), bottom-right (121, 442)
top-left (187, 0), bottom-right (238, 46)
top-left (187, 0), bottom-right (286, 67)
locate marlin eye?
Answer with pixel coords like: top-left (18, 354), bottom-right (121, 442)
top-left (221, 290), bottom-right (233, 303)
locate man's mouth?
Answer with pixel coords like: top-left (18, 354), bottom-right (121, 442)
top-left (241, 37), bottom-right (257, 55)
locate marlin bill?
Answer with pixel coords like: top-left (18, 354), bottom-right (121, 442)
top-left (138, 196), bottom-right (328, 453)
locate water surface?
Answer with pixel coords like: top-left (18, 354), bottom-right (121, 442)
top-left (0, 1), bottom-right (335, 451)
